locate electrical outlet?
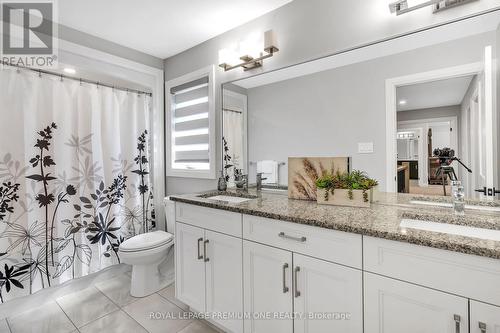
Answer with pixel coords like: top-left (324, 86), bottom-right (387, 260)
top-left (358, 142), bottom-right (374, 154)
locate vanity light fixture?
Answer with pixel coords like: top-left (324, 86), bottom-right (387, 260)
top-left (218, 30), bottom-right (279, 72)
top-left (399, 99), bottom-right (407, 105)
top-left (389, 0), bottom-right (440, 15)
top-left (389, 0), bottom-right (477, 15)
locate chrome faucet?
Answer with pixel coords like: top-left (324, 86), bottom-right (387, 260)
top-left (242, 174), bottom-right (249, 191)
top-left (234, 169), bottom-right (248, 191)
top-left (256, 173), bottom-right (267, 191)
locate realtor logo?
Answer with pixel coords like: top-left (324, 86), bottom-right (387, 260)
top-left (1, 0), bottom-right (57, 68)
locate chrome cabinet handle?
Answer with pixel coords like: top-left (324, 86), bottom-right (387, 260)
top-left (282, 263), bottom-right (289, 293)
top-left (479, 322), bottom-right (487, 333)
top-left (454, 314), bottom-right (461, 333)
top-left (203, 239), bottom-right (210, 262)
top-left (278, 232), bottom-right (306, 243)
top-left (197, 238), bottom-right (203, 260)
top-left (294, 266), bottom-right (301, 298)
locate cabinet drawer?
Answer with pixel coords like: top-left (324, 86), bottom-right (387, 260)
top-left (364, 236), bottom-right (500, 306)
top-left (176, 203), bottom-right (242, 237)
top-left (243, 214), bottom-right (362, 269)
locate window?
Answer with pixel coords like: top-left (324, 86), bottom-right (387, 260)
top-left (166, 66), bottom-right (216, 179)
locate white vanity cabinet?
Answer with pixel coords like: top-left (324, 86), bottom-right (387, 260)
top-left (175, 221), bottom-right (243, 333)
top-left (205, 230), bottom-right (243, 333)
top-left (364, 272), bottom-right (468, 333)
top-left (242, 240), bottom-right (363, 333)
top-left (173, 202), bottom-right (500, 333)
top-left (470, 301), bottom-right (500, 333)
top-left (293, 253), bottom-right (363, 333)
top-left (243, 240), bottom-right (294, 333)
top-left (175, 222), bottom-right (206, 312)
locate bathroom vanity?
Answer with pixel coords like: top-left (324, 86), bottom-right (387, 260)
top-left (165, 8), bottom-right (500, 333)
top-left (170, 191), bottom-right (500, 333)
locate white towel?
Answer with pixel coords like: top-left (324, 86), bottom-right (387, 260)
top-left (257, 160), bottom-right (278, 184)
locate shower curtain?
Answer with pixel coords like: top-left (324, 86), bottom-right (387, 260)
top-left (0, 67), bottom-right (155, 303)
top-left (223, 110), bottom-right (244, 183)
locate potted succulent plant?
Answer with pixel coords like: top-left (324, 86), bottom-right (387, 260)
top-left (315, 170), bottom-right (378, 208)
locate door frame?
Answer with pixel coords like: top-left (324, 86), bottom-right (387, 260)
top-left (385, 62), bottom-right (483, 192)
top-left (398, 117), bottom-right (458, 188)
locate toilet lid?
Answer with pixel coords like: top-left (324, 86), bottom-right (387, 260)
top-left (119, 231), bottom-right (174, 252)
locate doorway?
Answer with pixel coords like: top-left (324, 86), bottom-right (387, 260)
top-left (386, 49), bottom-right (496, 197)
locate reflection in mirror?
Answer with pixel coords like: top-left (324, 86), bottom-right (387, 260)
top-left (221, 12), bottom-right (500, 200)
top-left (397, 76), bottom-right (476, 197)
top-left (222, 84), bottom-right (247, 187)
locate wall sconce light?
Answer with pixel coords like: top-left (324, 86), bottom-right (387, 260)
top-left (389, 0), bottom-right (440, 15)
top-left (218, 30), bottom-right (279, 72)
top-left (389, 0), bottom-right (476, 15)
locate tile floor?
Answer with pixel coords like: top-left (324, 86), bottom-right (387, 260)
top-left (0, 274), bottom-right (220, 333)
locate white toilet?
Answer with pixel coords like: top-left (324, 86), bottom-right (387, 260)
top-left (119, 230), bottom-right (174, 297)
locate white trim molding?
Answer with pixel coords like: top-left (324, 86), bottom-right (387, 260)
top-left (385, 62), bottom-right (483, 193)
top-left (166, 65), bottom-right (217, 179)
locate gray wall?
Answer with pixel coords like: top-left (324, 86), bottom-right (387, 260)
top-left (245, 32), bottom-right (495, 190)
top-left (163, 0), bottom-right (500, 195)
top-left (398, 105), bottom-right (462, 156)
top-left (397, 106), bottom-right (461, 122)
top-left (58, 24), bottom-right (164, 69)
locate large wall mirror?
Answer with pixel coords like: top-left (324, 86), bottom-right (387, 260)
top-left (222, 10), bottom-right (500, 200)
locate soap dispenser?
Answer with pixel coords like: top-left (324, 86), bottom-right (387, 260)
top-left (218, 170), bottom-right (227, 191)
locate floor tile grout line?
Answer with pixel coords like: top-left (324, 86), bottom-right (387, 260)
top-left (54, 298), bottom-right (79, 332)
top-left (57, 286), bottom-right (120, 329)
top-left (156, 291), bottom-right (188, 313)
top-left (75, 287), bottom-right (123, 328)
top-left (76, 308), bottom-right (121, 332)
top-left (5, 318), bottom-right (12, 333)
top-left (92, 286), bottom-right (152, 332)
top-left (122, 292), bottom-right (193, 333)
top-left (154, 290), bottom-right (216, 333)
top-left (154, 292), bottom-right (199, 333)
top-left (93, 284), bottom-right (124, 309)
top-left (94, 281), bottom-right (140, 308)
top-left (120, 307), bottom-right (152, 333)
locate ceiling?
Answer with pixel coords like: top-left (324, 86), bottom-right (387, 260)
top-left (397, 75), bottom-right (475, 112)
top-left (57, 0), bottom-right (293, 59)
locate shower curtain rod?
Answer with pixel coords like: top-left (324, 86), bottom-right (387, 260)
top-left (0, 61), bottom-right (153, 96)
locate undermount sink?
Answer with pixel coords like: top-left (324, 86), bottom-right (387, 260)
top-left (409, 200), bottom-right (500, 213)
top-left (198, 192), bottom-right (258, 203)
top-left (206, 195), bottom-right (255, 203)
top-left (400, 218), bottom-right (500, 241)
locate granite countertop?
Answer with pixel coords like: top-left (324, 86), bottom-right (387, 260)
top-left (169, 190), bottom-right (500, 260)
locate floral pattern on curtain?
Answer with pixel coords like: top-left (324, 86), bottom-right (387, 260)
top-left (0, 67), bottom-right (155, 303)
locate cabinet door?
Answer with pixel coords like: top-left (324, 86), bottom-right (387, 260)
top-left (205, 230), bottom-right (243, 333)
top-left (175, 222), bottom-right (206, 312)
top-left (243, 240), bottom-right (293, 333)
top-left (293, 254), bottom-right (363, 333)
top-left (364, 272), bottom-right (468, 333)
top-left (470, 301), bottom-right (500, 333)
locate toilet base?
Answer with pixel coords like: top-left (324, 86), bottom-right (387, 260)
top-left (130, 263), bottom-right (163, 297)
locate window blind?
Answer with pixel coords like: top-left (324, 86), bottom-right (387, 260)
top-left (170, 76), bottom-right (210, 170)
